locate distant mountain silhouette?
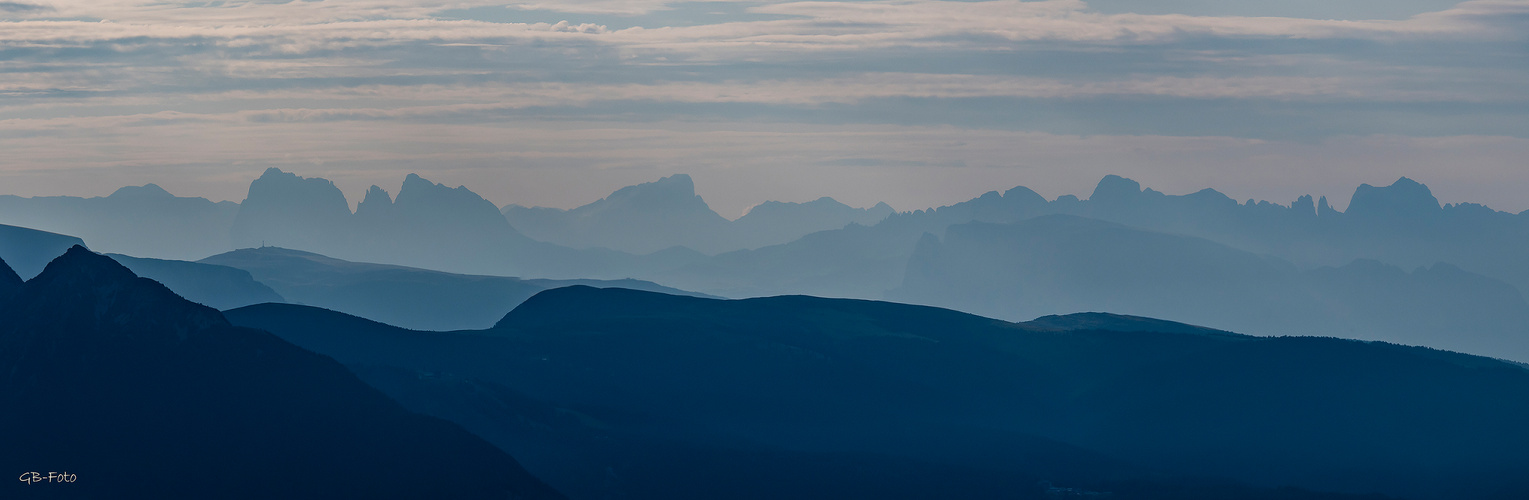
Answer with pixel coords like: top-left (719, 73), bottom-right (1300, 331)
top-left (504, 174), bottom-right (731, 254)
top-left (0, 223), bottom-right (85, 279)
top-left (0, 184), bottom-right (238, 260)
top-left (503, 174), bottom-right (893, 255)
top-left (201, 246), bottom-right (714, 331)
top-left (653, 185), bottom-right (1049, 297)
top-left (637, 175), bottom-right (1529, 362)
top-left (892, 214), bottom-right (1529, 362)
top-left (228, 168), bottom-right (704, 279)
top-left (9, 172), bottom-right (1529, 362)
top-left (107, 253), bottom-right (285, 310)
top-left (0, 246), bottom-right (564, 499)
top-left (230, 168), bottom-right (353, 254)
top-left (1062, 175), bottom-right (1529, 296)
top-left (228, 286), bottom-right (1529, 499)
top-left (732, 197), bottom-right (895, 250)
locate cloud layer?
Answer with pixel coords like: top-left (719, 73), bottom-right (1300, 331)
top-left (2, 0), bottom-right (1527, 213)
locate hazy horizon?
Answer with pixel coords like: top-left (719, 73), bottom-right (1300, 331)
top-left (2, 168), bottom-right (1520, 218)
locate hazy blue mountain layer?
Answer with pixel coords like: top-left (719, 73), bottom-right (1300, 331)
top-left (0, 184), bottom-right (238, 261)
top-left (503, 174), bottom-right (893, 254)
top-left (891, 214), bottom-right (1529, 362)
top-left (1059, 175), bottom-right (1529, 296)
top-left (503, 174), bottom-right (733, 254)
top-left (228, 286), bottom-right (1529, 500)
top-left (0, 223), bottom-right (86, 280)
top-left (653, 185), bottom-right (1052, 298)
top-left (656, 176), bottom-right (1529, 299)
top-left (107, 253), bottom-right (285, 311)
top-left (732, 197), bottom-right (895, 250)
top-left (7, 172), bottom-right (1529, 362)
top-left (0, 248), bottom-right (564, 499)
top-left (201, 246), bottom-right (714, 331)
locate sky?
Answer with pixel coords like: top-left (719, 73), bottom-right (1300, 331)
top-left (2, 0), bottom-right (1527, 217)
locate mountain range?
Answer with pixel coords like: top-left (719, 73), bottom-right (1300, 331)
top-left (6, 171), bottom-right (1529, 362)
top-left (0, 221), bottom-right (712, 331)
top-left (0, 184), bottom-right (238, 261)
top-left (0, 248), bottom-right (564, 499)
top-left (502, 174), bottom-right (893, 254)
top-left (226, 285), bottom-right (1529, 500)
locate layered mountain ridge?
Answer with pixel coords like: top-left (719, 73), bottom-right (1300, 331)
top-left (227, 285), bottom-right (1529, 500)
top-left (0, 247), bottom-right (564, 499)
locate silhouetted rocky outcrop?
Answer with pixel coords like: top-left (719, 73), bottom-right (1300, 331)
top-left (230, 168), bottom-right (353, 254)
top-left (0, 246), bottom-right (563, 499)
top-left (225, 169), bottom-right (702, 278)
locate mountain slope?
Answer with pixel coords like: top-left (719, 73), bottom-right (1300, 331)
top-left (0, 246), bottom-right (564, 499)
top-left (201, 246), bottom-right (712, 330)
top-left (107, 253), bottom-right (285, 310)
top-left (0, 223), bottom-right (85, 280)
top-left (0, 256), bottom-right (19, 301)
top-left (228, 286), bottom-right (1529, 499)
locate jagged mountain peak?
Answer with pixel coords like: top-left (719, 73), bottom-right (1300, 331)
top-left (1347, 176), bottom-right (1441, 218)
top-left (397, 173), bottom-right (493, 205)
top-left (363, 185), bottom-right (392, 204)
top-left (355, 185), bottom-right (394, 218)
top-left (241, 168), bottom-right (348, 208)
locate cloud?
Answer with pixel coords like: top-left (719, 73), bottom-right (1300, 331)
top-left (0, 2), bottom-right (52, 13)
top-left (0, 0), bottom-right (1525, 213)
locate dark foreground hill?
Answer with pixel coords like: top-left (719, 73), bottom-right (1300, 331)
top-left (228, 286), bottom-right (1529, 500)
top-left (0, 248), bottom-right (563, 499)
